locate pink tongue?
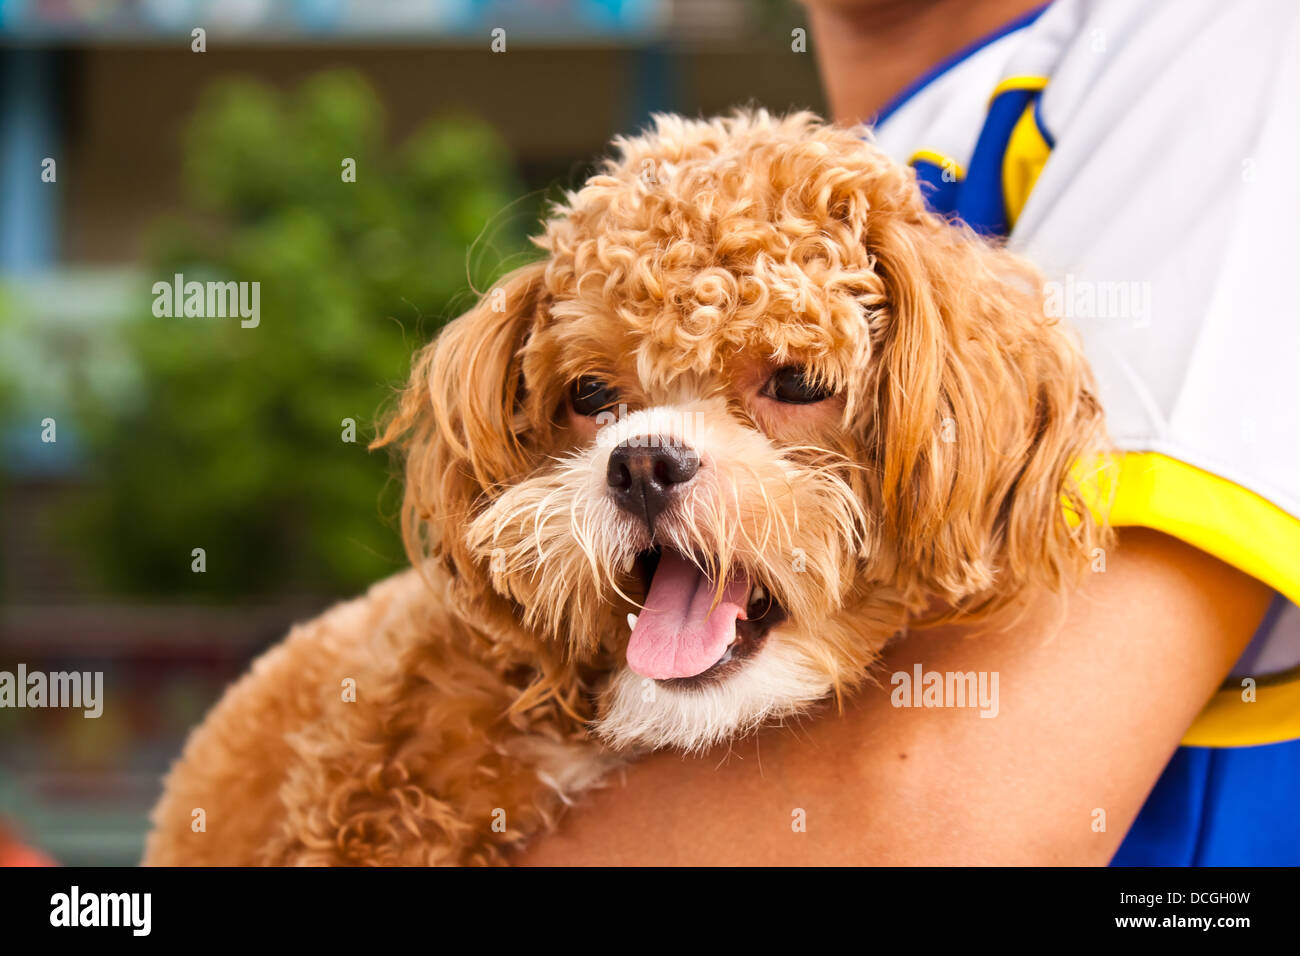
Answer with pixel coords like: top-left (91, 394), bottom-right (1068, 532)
top-left (626, 550), bottom-right (749, 680)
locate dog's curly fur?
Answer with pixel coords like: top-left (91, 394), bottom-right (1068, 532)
top-left (144, 110), bottom-right (1108, 866)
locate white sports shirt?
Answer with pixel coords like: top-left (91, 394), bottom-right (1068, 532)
top-left (872, 0), bottom-right (1300, 748)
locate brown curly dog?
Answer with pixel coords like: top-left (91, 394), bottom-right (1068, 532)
top-left (144, 110), bottom-right (1108, 865)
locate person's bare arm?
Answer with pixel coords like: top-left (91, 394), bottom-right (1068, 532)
top-left (515, 529), bottom-right (1273, 865)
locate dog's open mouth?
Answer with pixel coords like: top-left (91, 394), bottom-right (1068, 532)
top-left (624, 546), bottom-right (786, 685)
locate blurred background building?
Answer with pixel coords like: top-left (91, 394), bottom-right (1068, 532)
top-left (0, 0), bottom-right (823, 863)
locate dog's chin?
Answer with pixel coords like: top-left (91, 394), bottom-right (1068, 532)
top-left (592, 633), bottom-right (833, 753)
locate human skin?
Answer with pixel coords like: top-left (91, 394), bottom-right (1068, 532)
top-left (512, 1), bottom-right (1275, 864)
top-left (516, 529), bottom-right (1272, 864)
top-left (801, 0), bottom-right (1047, 124)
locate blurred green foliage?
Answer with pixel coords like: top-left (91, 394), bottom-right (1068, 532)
top-left (67, 70), bottom-right (531, 598)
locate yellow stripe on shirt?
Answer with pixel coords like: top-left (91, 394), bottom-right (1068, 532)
top-left (988, 74), bottom-right (1048, 104)
top-left (1083, 452), bottom-right (1300, 747)
top-left (909, 149), bottom-right (967, 181)
top-left (1003, 102), bottom-right (1052, 227)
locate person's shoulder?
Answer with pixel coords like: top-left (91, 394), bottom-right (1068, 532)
top-left (1042, 0), bottom-right (1299, 134)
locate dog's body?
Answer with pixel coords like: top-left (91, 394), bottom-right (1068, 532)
top-left (145, 568), bottom-right (612, 865)
top-left (145, 112), bottom-right (1107, 865)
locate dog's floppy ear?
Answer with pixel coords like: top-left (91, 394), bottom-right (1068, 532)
top-left (374, 260), bottom-right (547, 581)
top-left (862, 208), bottom-right (1107, 614)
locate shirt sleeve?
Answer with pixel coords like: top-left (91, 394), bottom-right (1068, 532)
top-left (1009, 0), bottom-right (1300, 620)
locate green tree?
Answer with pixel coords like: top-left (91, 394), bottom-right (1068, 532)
top-left (69, 71), bottom-right (531, 598)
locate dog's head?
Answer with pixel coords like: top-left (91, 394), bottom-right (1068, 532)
top-left (376, 111), bottom-right (1106, 751)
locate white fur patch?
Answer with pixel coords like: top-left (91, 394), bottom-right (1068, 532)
top-left (594, 633), bottom-right (832, 753)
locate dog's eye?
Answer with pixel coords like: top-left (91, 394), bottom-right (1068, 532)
top-left (764, 366), bottom-right (835, 404)
top-left (570, 377), bottom-right (619, 416)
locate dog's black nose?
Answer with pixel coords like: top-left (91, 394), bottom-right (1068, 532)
top-left (606, 440), bottom-right (699, 531)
